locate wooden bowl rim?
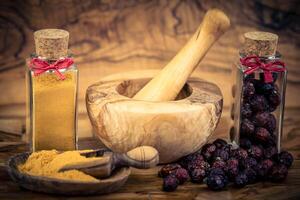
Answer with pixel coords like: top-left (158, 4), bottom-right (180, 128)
top-left (88, 77), bottom-right (223, 104)
top-left (7, 152), bottom-right (131, 185)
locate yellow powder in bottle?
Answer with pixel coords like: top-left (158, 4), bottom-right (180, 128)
top-left (18, 150), bottom-right (100, 183)
top-left (31, 70), bottom-right (77, 151)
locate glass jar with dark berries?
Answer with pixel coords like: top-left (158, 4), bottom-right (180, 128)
top-left (231, 31), bottom-right (287, 153)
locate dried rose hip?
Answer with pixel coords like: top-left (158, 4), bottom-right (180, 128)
top-left (241, 119), bottom-right (255, 137)
top-left (264, 146), bottom-right (277, 159)
top-left (244, 168), bottom-right (257, 184)
top-left (240, 157), bottom-right (258, 169)
top-left (163, 175), bottom-right (178, 191)
top-left (256, 159), bottom-right (274, 179)
top-left (241, 103), bottom-right (253, 119)
top-left (213, 148), bottom-right (230, 161)
top-left (201, 143), bottom-right (217, 161)
top-left (243, 81), bottom-right (255, 99)
top-left (268, 90), bottom-right (281, 108)
top-left (213, 138), bottom-right (227, 149)
top-left (206, 174), bottom-right (228, 190)
top-left (256, 83), bottom-right (274, 95)
top-left (265, 114), bottom-right (276, 133)
top-left (254, 127), bottom-right (271, 144)
top-left (179, 152), bottom-right (204, 169)
top-left (234, 172), bottom-right (248, 188)
top-left (187, 160), bottom-right (210, 172)
top-left (174, 168), bottom-right (189, 184)
top-left (158, 164), bottom-right (181, 178)
top-left (268, 164), bottom-right (288, 182)
top-left (190, 167), bottom-right (206, 183)
top-left (277, 151), bottom-right (294, 168)
top-left (225, 158), bottom-right (239, 180)
top-left (231, 148), bottom-right (248, 161)
top-left (250, 95), bottom-right (269, 112)
top-left (212, 159), bottom-right (227, 170)
top-left (226, 158), bottom-right (239, 168)
top-left (248, 145), bottom-right (264, 160)
top-left (253, 112), bottom-right (270, 127)
top-left (239, 138), bottom-right (252, 149)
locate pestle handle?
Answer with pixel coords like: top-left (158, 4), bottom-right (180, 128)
top-left (115, 146), bottom-right (159, 169)
top-left (133, 9), bottom-right (230, 101)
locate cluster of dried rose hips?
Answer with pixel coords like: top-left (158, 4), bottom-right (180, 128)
top-left (158, 138), bottom-right (293, 191)
top-left (240, 74), bottom-right (281, 150)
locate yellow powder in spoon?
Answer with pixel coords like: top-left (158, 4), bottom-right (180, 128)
top-left (18, 150), bottom-right (100, 183)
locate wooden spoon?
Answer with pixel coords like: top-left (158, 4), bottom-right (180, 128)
top-left (59, 146), bottom-right (159, 178)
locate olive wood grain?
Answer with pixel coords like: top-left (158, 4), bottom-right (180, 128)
top-left (86, 76), bottom-right (222, 163)
top-left (133, 9), bottom-right (230, 101)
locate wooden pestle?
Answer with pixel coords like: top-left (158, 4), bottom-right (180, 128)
top-left (133, 9), bottom-right (230, 101)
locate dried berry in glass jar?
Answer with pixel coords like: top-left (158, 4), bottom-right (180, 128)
top-left (231, 31), bottom-right (287, 152)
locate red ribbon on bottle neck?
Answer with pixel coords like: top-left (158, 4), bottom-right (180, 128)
top-left (240, 55), bottom-right (286, 83)
top-left (29, 58), bottom-right (74, 80)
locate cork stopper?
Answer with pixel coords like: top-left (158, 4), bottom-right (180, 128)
top-left (34, 29), bottom-right (69, 59)
top-left (241, 31), bottom-right (278, 57)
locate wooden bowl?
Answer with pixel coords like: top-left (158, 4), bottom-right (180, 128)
top-left (86, 77), bottom-right (223, 163)
top-left (7, 152), bottom-right (131, 195)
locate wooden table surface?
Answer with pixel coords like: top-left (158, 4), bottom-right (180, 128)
top-left (0, 139), bottom-right (299, 200)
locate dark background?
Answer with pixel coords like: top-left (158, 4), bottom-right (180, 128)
top-left (0, 0), bottom-right (299, 157)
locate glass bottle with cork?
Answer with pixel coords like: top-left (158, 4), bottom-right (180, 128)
top-left (26, 29), bottom-right (78, 151)
top-left (231, 31), bottom-right (287, 152)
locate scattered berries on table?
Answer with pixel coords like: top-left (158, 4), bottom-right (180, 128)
top-left (231, 148), bottom-right (248, 161)
top-left (163, 175), bottom-right (178, 192)
top-left (256, 159), bottom-right (274, 179)
top-left (234, 173), bottom-right (248, 188)
top-left (244, 168), bottom-right (257, 184)
top-left (174, 168), bottom-right (189, 184)
top-left (240, 157), bottom-right (257, 169)
top-left (277, 151), bottom-right (294, 168)
top-left (190, 167), bottom-right (206, 183)
top-left (206, 174), bottom-right (228, 190)
top-left (268, 164), bottom-right (288, 182)
top-left (201, 143), bottom-right (217, 161)
top-left (213, 148), bottom-right (229, 161)
top-left (212, 159), bottom-right (227, 170)
top-left (158, 164), bottom-right (181, 178)
top-left (264, 146), bottom-right (277, 159)
top-left (158, 137), bottom-right (293, 191)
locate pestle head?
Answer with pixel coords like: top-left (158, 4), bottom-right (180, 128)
top-left (200, 9), bottom-right (231, 38)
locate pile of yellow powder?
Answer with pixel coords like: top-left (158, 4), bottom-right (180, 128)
top-left (18, 150), bottom-right (100, 183)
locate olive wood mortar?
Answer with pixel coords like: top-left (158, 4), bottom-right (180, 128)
top-left (86, 77), bottom-right (222, 163)
top-left (86, 9), bottom-right (228, 163)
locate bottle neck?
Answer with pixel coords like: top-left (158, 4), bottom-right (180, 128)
top-left (30, 53), bottom-right (73, 63)
top-left (239, 51), bottom-right (281, 62)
